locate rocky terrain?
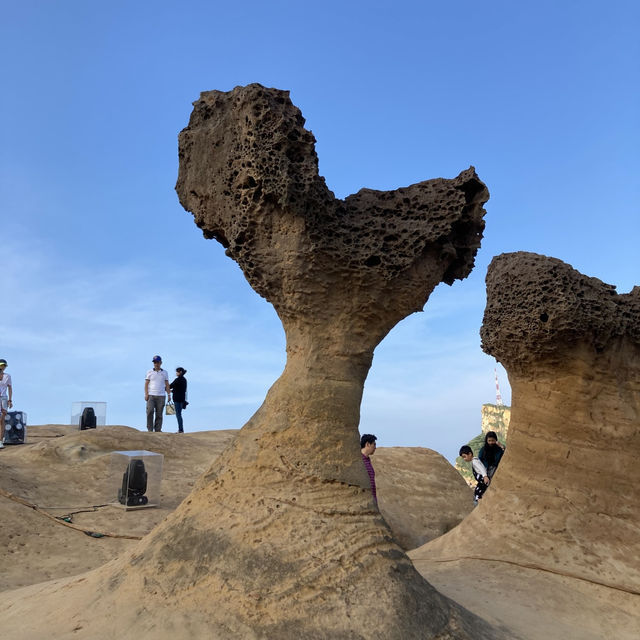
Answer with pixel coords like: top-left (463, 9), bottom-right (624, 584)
top-left (0, 425), bottom-right (472, 589)
top-left (375, 446), bottom-right (473, 550)
top-left (3, 86), bottom-right (637, 639)
top-left (412, 252), bottom-right (640, 640)
top-left (0, 84), bottom-right (498, 639)
top-left (0, 425), bottom-right (236, 591)
top-left (3, 417), bottom-right (637, 639)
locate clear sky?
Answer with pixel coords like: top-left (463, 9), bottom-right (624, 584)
top-left (1, 1), bottom-right (638, 462)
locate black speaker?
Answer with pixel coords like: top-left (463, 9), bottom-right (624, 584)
top-left (118, 459), bottom-right (148, 506)
top-left (79, 406), bottom-right (97, 430)
top-left (4, 411), bottom-right (26, 444)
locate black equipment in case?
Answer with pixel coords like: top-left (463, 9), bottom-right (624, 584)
top-left (79, 406), bottom-right (97, 430)
top-left (118, 459), bottom-right (149, 506)
top-left (4, 411), bottom-right (27, 444)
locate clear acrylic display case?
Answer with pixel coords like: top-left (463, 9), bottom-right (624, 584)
top-left (71, 402), bottom-right (107, 428)
top-left (110, 450), bottom-right (163, 510)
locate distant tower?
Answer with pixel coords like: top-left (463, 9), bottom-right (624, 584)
top-left (494, 368), bottom-right (503, 406)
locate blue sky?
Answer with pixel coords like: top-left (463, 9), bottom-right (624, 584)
top-left (1, 1), bottom-right (638, 461)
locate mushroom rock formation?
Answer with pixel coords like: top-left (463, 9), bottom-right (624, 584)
top-left (412, 252), bottom-right (640, 596)
top-left (0, 85), bottom-right (498, 639)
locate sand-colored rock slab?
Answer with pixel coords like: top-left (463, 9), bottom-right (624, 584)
top-left (412, 252), bottom-right (640, 638)
top-left (4, 424), bottom-right (638, 638)
top-left (374, 447), bottom-right (473, 550)
top-left (0, 84), bottom-right (497, 639)
top-left (412, 558), bottom-right (640, 640)
top-left (1, 427), bottom-right (463, 593)
top-left (0, 425), bottom-right (237, 591)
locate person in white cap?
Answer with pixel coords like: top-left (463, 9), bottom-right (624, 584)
top-left (144, 355), bottom-right (171, 432)
top-left (0, 359), bottom-right (13, 448)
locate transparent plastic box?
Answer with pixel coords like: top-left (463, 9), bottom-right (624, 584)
top-left (3, 411), bottom-right (27, 444)
top-left (71, 402), bottom-right (107, 428)
top-left (110, 450), bottom-right (163, 510)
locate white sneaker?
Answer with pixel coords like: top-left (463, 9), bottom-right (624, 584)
top-left (0, 442), bottom-right (4, 449)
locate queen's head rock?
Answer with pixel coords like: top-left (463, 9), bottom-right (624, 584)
top-left (176, 84), bottom-right (488, 357)
top-left (0, 85), bottom-right (501, 639)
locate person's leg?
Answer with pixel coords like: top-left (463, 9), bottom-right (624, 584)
top-left (153, 396), bottom-right (165, 432)
top-left (146, 398), bottom-right (155, 432)
top-left (174, 401), bottom-right (184, 432)
top-left (1, 397), bottom-right (8, 444)
top-left (475, 480), bottom-right (488, 501)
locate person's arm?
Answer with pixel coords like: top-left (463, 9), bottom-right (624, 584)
top-left (473, 458), bottom-right (489, 484)
top-left (165, 372), bottom-right (171, 398)
top-left (144, 379), bottom-right (149, 401)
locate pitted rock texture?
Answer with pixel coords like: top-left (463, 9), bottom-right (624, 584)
top-left (481, 252), bottom-right (640, 371)
top-left (0, 85), bottom-right (498, 639)
top-left (413, 252), bottom-right (640, 607)
top-left (177, 84), bottom-right (488, 337)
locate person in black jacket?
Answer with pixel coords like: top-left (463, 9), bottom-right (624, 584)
top-left (169, 367), bottom-right (188, 433)
top-left (478, 430), bottom-right (505, 479)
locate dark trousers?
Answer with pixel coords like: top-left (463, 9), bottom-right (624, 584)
top-left (474, 480), bottom-right (488, 502)
top-left (174, 401), bottom-right (184, 432)
top-left (146, 395), bottom-right (165, 432)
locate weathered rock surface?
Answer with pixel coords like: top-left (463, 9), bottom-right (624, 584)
top-left (1, 85), bottom-right (496, 639)
top-left (3, 425), bottom-right (637, 639)
top-left (375, 447), bottom-right (473, 549)
top-left (0, 426), bottom-right (467, 592)
top-left (0, 425), bottom-right (237, 591)
top-left (412, 252), bottom-right (640, 638)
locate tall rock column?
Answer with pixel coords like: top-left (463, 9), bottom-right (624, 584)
top-left (168, 83), bottom-right (494, 638)
top-left (414, 251), bottom-right (640, 595)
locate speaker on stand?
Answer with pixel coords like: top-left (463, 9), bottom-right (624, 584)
top-left (4, 411), bottom-right (27, 444)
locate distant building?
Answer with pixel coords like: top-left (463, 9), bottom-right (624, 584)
top-left (480, 403), bottom-right (510, 441)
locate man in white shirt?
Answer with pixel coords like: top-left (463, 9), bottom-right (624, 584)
top-left (0, 358), bottom-right (13, 449)
top-left (144, 355), bottom-right (171, 432)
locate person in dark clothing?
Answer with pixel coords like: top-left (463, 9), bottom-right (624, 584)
top-left (169, 367), bottom-right (188, 433)
top-left (478, 430), bottom-right (505, 479)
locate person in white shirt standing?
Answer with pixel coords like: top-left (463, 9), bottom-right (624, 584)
top-left (144, 355), bottom-right (171, 432)
top-left (0, 358), bottom-right (13, 449)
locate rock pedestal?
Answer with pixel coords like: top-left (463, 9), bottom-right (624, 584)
top-left (0, 85), bottom-right (500, 639)
top-left (414, 252), bottom-right (640, 596)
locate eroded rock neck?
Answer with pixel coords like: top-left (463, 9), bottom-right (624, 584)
top-left (504, 338), bottom-right (640, 498)
top-left (211, 337), bottom-right (375, 492)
